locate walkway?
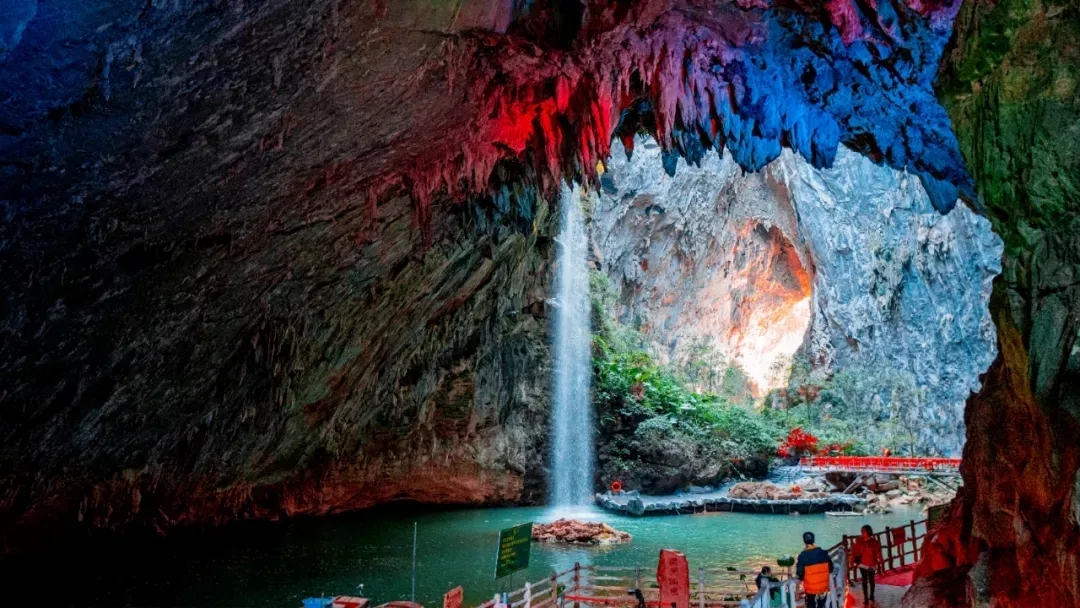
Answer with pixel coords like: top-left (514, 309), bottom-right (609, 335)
top-left (799, 457), bottom-right (961, 477)
top-left (595, 486), bottom-right (863, 515)
top-left (850, 584), bottom-right (907, 608)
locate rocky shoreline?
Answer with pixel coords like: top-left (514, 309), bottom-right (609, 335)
top-left (596, 488), bottom-right (864, 516)
top-left (595, 471), bottom-right (955, 517)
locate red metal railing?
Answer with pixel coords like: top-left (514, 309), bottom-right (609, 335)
top-left (834, 519), bottom-right (928, 585)
top-left (799, 456), bottom-right (961, 473)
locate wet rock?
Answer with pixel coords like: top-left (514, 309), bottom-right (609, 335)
top-left (879, 481), bottom-right (903, 494)
top-left (532, 519), bottom-right (631, 545)
top-left (793, 477), bottom-right (827, 493)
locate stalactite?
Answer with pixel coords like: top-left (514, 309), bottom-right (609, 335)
top-left (364, 0), bottom-right (970, 227)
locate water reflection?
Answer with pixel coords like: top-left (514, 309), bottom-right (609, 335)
top-left (0, 504), bottom-right (925, 608)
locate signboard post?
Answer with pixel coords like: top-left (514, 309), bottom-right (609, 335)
top-left (495, 522), bottom-right (533, 580)
top-left (657, 549), bottom-right (690, 608)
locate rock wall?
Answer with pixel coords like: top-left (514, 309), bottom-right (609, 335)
top-left (591, 139), bottom-right (1001, 455)
top-left (590, 137), bottom-right (813, 393)
top-left (907, 0), bottom-right (1080, 606)
top-left (0, 0), bottom-right (557, 548)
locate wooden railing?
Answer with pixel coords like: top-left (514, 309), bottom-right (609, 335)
top-left (477, 566), bottom-right (571, 608)
top-left (477, 562), bottom-right (796, 608)
top-left (471, 521), bottom-right (926, 608)
top-left (835, 519), bottom-right (927, 585)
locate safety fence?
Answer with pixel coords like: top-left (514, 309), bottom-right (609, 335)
top-left (745, 545), bottom-right (847, 608)
top-left (798, 457), bottom-right (961, 475)
top-left (478, 563), bottom-right (797, 608)
top-left (834, 519), bottom-right (927, 586)
top-left (471, 521), bottom-right (927, 608)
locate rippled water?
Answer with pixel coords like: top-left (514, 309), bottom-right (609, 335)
top-left (2, 504), bottom-right (924, 607)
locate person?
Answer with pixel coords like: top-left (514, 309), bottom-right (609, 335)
top-left (851, 525), bottom-right (882, 606)
top-left (754, 566), bottom-right (782, 607)
top-left (754, 566), bottom-right (773, 591)
top-left (796, 531), bottom-right (833, 608)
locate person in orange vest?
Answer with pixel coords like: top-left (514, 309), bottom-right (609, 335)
top-left (851, 525), bottom-right (882, 606)
top-left (796, 531), bottom-right (833, 608)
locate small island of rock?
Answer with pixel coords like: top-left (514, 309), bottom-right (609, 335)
top-left (531, 519), bottom-right (632, 545)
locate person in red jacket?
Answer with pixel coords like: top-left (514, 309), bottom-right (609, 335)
top-left (851, 525), bottom-right (882, 606)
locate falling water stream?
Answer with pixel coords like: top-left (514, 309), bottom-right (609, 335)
top-left (550, 186), bottom-right (594, 506)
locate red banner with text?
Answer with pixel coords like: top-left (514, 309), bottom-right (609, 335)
top-left (656, 550), bottom-right (690, 608)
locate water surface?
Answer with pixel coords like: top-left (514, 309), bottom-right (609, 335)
top-left (1, 504), bottom-right (924, 607)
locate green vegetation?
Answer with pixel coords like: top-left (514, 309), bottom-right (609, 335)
top-left (762, 354), bottom-right (929, 456)
top-left (590, 270), bottom-right (937, 493)
top-left (591, 272), bottom-right (779, 491)
top-left (594, 347), bottom-right (779, 461)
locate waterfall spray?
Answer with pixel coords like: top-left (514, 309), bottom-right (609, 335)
top-left (550, 186), bottom-right (594, 507)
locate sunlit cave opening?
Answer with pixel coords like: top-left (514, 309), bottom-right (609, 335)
top-left (583, 136), bottom-right (1002, 458)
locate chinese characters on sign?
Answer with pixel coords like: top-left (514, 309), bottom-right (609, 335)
top-left (657, 549), bottom-right (690, 608)
top-left (495, 522), bottom-right (533, 579)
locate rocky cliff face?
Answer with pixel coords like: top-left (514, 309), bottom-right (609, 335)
top-left (4, 5), bottom-right (1076, 601)
top-left (907, 1), bottom-right (1080, 606)
top-left (1, 184), bottom-right (557, 547)
top-left (591, 139), bottom-right (1001, 454)
top-left (0, 0), bottom-right (560, 547)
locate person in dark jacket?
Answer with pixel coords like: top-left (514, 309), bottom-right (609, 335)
top-left (754, 566), bottom-right (773, 591)
top-left (796, 532), bottom-right (834, 608)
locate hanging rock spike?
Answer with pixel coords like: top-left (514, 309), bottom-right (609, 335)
top-left (369, 0), bottom-right (970, 226)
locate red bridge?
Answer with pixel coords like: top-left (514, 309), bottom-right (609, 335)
top-left (799, 456), bottom-right (962, 476)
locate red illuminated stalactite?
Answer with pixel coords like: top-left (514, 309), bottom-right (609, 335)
top-left (352, 0), bottom-right (967, 231)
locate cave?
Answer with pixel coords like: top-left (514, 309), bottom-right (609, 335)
top-left (587, 137), bottom-right (999, 458)
top-left (1, 1), bottom-right (1078, 607)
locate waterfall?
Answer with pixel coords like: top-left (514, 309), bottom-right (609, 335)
top-left (550, 186), bottom-right (594, 507)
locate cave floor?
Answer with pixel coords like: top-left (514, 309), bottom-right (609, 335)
top-left (850, 583), bottom-right (908, 608)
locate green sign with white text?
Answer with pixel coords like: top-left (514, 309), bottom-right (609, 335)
top-left (494, 522), bottom-right (533, 578)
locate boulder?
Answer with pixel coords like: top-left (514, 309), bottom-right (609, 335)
top-left (794, 477), bottom-right (827, 493)
top-left (532, 519), bottom-right (632, 545)
top-left (872, 479), bottom-right (902, 493)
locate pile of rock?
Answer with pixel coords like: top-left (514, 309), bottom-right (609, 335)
top-left (531, 519), bottom-right (632, 545)
top-left (852, 476), bottom-right (956, 514)
top-left (727, 481), bottom-right (831, 501)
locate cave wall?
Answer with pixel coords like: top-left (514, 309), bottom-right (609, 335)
top-left (908, 0), bottom-right (1080, 606)
top-left (0, 0), bottom-right (557, 547)
top-left (590, 137), bottom-right (811, 394)
top-left (590, 139), bottom-right (1000, 455)
top-left (0, 0), bottom-right (1010, 553)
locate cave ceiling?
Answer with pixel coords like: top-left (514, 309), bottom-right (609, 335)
top-left (1, 0), bottom-right (971, 217)
top-left (0, 0), bottom-right (981, 541)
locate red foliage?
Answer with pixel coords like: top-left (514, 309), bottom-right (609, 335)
top-left (778, 427), bottom-right (819, 457)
